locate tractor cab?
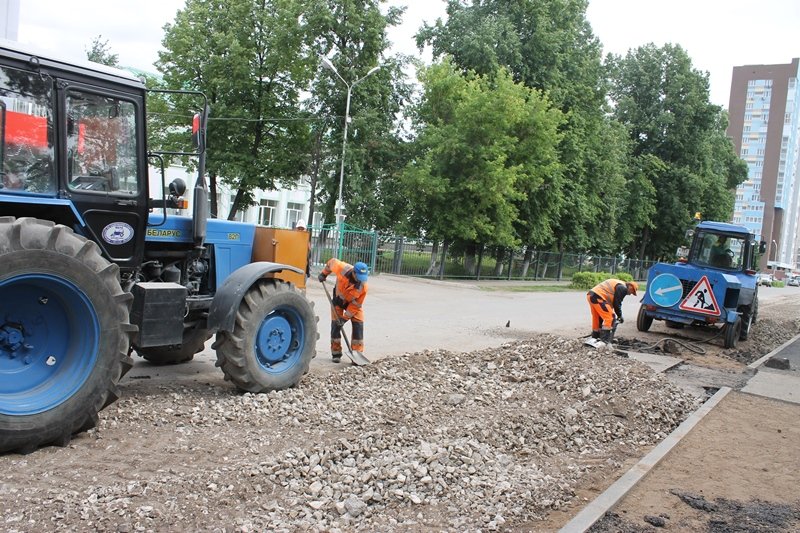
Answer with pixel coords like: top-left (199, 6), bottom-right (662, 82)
top-left (0, 40), bottom-right (207, 273)
top-left (683, 222), bottom-right (759, 274)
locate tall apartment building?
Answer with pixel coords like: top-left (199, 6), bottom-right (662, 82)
top-left (727, 58), bottom-right (800, 273)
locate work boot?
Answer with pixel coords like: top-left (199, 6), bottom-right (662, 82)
top-left (599, 330), bottom-right (613, 344)
top-left (332, 352), bottom-right (342, 363)
top-left (591, 330), bottom-right (600, 339)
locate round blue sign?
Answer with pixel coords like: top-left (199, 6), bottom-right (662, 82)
top-left (648, 273), bottom-right (683, 308)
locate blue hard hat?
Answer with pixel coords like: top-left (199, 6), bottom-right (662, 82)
top-left (353, 261), bottom-right (369, 282)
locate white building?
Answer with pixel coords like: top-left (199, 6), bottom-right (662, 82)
top-left (152, 164), bottom-right (323, 229)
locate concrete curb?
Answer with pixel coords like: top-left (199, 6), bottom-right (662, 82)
top-left (747, 331), bottom-right (800, 369)
top-left (558, 386), bottom-right (732, 533)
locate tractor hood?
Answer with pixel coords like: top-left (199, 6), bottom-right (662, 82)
top-left (145, 215), bottom-right (256, 246)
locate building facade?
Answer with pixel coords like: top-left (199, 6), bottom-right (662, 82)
top-left (727, 58), bottom-right (800, 273)
top-left (151, 165), bottom-right (324, 230)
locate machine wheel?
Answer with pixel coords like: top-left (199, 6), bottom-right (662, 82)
top-left (213, 280), bottom-right (317, 392)
top-left (636, 306), bottom-right (653, 332)
top-left (739, 297), bottom-right (759, 341)
top-left (0, 217), bottom-right (133, 453)
top-left (137, 327), bottom-right (211, 365)
top-left (724, 317), bottom-right (742, 349)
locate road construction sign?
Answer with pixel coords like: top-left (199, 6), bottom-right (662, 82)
top-left (679, 276), bottom-right (721, 316)
top-left (649, 273), bottom-right (684, 307)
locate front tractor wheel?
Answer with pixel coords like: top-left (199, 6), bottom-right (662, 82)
top-left (213, 280), bottom-right (318, 392)
top-left (0, 218), bottom-right (133, 453)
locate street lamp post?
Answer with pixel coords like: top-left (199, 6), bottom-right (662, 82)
top-left (320, 56), bottom-right (380, 257)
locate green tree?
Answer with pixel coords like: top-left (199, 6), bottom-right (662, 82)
top-left (157, 0), bottom-right (320, 220)
top-left (607, 44), bottom-right (747, 258)
top-left (417, 0), bottom-right (628, 254)
top-left (308, 1), bottom-right (413, 231)
top-left (85, 35), bottom-right (119, 67)
top-left (401, 60), bottom-right (563, 269)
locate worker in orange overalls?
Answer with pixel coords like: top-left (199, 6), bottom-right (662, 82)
top-left (587, 279), bottom-right (638, 344)
top-left (318, 258), bottom-right (369, 362)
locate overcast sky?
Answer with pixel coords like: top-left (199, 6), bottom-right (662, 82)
top-left (14, 0), bottom-right (800, 108)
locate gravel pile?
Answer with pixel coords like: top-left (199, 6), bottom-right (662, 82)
top-left (1, 335), bottom-right (701, 532)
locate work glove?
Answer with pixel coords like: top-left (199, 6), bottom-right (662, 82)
top-left (318, 273), bottom-right (327, 282)
top-left (617, 316), bottom-right (624, 324)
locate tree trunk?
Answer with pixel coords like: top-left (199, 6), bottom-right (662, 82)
top-left (307, 127), bottom-right (323, 228)
top-left (638, 226), bottom-right (650, 262)
top-left (227, 186), bottom-right (246, 221)
top-left (476, 244), bottom-right (484, 280)
top-left (493, 248), bottom-right (504, 277)
top-left (464, 242), bottom-right (478, 276)
top-left (426, 241), bottom-right (439, 276)
top-left (521, 246), bottom-right (533, 278)
top-left (438, 240), bottom-right (449, 280)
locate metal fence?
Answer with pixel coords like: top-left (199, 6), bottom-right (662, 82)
top-left (310, 223), bottom-right (378, 272)
top-left (310, 227), bottom-right (655, 282)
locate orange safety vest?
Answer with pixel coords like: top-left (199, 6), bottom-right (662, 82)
top-left (323, 258), bottom-right (368, 322)
top-left (590, 279), bottom-right (626, 303)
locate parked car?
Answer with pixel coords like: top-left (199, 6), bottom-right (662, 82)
top-left (788, 277), bottom-right (799, 287)
top-left (757, 273), bottom-right (774, 287)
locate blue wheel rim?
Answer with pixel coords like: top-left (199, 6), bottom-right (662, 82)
top-left (254, 305), bottom-right (305, 374)
top-left (0, 274), bottom-right (100, 415)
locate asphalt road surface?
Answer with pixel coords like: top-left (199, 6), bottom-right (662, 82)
top-left (123, 275), bottom-right (783, 386)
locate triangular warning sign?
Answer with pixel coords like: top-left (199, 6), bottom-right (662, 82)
top-left (679, 276), bottom-right (721, 316)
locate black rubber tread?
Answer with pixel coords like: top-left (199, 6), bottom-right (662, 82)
top-left (136, 327), bottom-right (211, 365)
top-left (636, 305), bottom-right (653, 332)
top-left (724, 317), bottom-right (742, 349)
top-left (739, 296), bottom-right (759, 341)
top-left (213, 280), bottom-right (318, 393)
top-left (0, 217), bottom-right (134, 454)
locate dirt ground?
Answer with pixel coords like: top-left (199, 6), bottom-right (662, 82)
top-left (1, 279), bottom-right (799, 532)
top-left (589, 392), bottom-right (800, 532)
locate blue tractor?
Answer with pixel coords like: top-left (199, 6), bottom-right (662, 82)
top-left (637, 221), bottom-right (763, 349)
top-left (0, 41), bottom-right (317, 453)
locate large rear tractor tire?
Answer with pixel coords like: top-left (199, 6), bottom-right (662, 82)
top-left (724, 317), bottom-right (742, 349)
top-left (136, 327), bottom-right (211, 365)
top-left (636, 306), bottom-right (653, 332)
top-left (0, 217), bottom-right (134, 453)
top-left (212, 280), bottom-right (317, 392)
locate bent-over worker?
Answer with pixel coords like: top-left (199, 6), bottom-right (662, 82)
top-left (318, 258), bottom-right (369, 362)
top-left (586, 279), bottom-right (638, 344)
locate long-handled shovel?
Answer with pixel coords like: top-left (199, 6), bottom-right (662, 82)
top-left (321, 280), bottom-right (370, 366)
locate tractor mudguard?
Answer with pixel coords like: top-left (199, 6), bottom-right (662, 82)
top-left (723, 308), bottom-right (741, 324)
top-left (207, 262), bottom-right (303, 334)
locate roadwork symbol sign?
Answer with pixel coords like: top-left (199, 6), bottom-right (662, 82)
top-left (679, 276), bottom-right (721, 316)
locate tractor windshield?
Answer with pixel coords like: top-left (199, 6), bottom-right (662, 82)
top-left (66, 90), bottom-right (139, 195)
top-left (692, 231), bottom-right (746, 270)
top-left (0, 65), bottom-right (56, 195)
